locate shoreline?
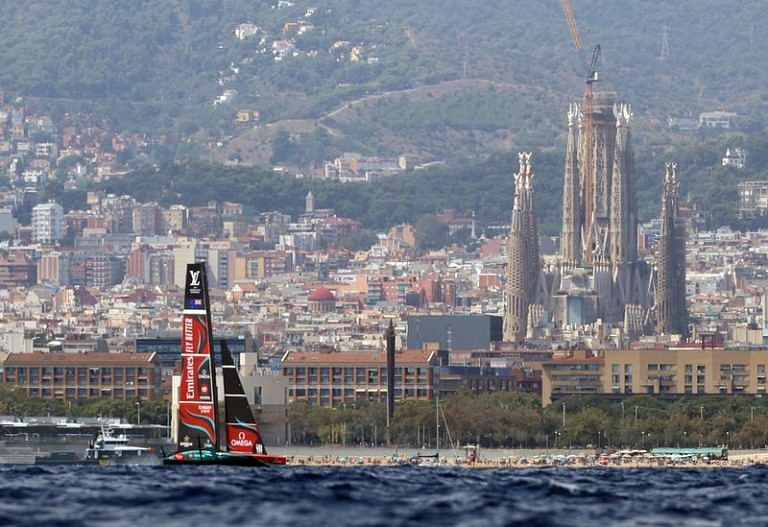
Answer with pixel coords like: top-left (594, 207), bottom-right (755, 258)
top-left (272, 446), bottom-right (768, 469)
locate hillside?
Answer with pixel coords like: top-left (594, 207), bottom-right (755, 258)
top-left (96, 130), bottom-right (768, 238)
top-left (1, 1), bottom-right (768, 164)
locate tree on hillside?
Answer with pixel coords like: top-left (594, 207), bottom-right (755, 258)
top-left (414, 214), bottom-right (448, 252)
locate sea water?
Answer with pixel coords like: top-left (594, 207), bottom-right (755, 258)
top-left (1, 464), bottom-right (767, 526)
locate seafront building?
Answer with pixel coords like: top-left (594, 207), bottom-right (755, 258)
top-left (541, 347), bottom-right (768, 405)
top-left (0, 352), bottom-right (162, 400)
top-left (280, 349), bottom-right (439, 407)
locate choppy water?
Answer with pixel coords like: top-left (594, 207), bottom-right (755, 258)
top-left (1, 464), bottom-right (768, 526)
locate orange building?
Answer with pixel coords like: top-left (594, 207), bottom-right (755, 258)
top-left (281, 350), bottom-right (439, 407)
top-left (0, 352), bottom-right (163, 401)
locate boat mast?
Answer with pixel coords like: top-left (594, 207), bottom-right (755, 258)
top-left (435, 395), bottom-right (440, 456)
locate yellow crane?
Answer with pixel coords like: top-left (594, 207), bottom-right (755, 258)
top-left (560, 0), bottom-right (601, 264)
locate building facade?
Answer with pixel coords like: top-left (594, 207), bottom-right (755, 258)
top-left (31, 202), bottom-right (63, 244)
top-left (542, 348), bottom-right (768, 405)
top-left (280, 350), bottom-right (439, 407)
top-left (0, 352), bottom-right (163, 401)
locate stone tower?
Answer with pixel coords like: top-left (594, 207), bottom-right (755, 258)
top-left (656, 162), bottom-right (689, 336)
top-left (504, 153), bottom-right (539, 343)
top-left (609, 104), bottom-right (636, 266)
top-left (560, 103), bottom-right (581, 263)
top-left (554, 94), bottom-right (648, 328)
top-left (305, 190), bottom-right (314, 213)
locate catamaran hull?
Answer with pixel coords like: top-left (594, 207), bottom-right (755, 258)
top-left (163, 451), bottom-right (286, 467)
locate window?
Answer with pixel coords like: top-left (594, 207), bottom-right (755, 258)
top-left (648, 364), bottom-right (658, 371)
top-left (685, 364), bottom-right (693, 374)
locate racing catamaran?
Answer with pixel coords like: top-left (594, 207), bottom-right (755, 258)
top-left (163, 262), bottom-right (286, 466)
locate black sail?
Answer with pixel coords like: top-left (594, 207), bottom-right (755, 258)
top-left (221, 341), bottom-right (266, 454)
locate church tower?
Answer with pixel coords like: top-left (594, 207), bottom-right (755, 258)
top-left (504, 153), bottom-right (539, 343)
top-left (656, 163), bottom-right (689, 336)
top-left (305, 190), bottom-right (314, 213)
top-left (560, 103), bottom-right (581, 263)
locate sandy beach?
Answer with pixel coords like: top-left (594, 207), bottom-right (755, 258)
top-left (276, 446), bottom-right (768, 468)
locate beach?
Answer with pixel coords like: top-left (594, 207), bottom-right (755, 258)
top-left (278, 445), bottom-right (768, 468)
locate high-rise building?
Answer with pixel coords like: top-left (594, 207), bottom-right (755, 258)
top-left (31, 202), bottom-right (63, 244)
top-left (656, 163), bottom-right (689, 336)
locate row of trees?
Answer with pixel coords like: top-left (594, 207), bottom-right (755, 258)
top-left (0, 386), bottom-right (169, 425)
top-left (288, 391), bottom-right (768, 450)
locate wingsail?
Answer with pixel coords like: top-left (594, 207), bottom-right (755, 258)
top-left (176, 262), bottom-right (219, 451)
top-left (221, 341), bottom-right (266, 455)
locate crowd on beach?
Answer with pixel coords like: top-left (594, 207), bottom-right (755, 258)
top-left (286, 452), bottom-right (763, 468)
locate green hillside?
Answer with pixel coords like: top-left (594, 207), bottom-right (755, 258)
top-left (7, 1), bottom-right (768, 234)
top-left (2, 1), bottom-right (767, 159)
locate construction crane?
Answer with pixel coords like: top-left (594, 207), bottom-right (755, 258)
top-left (560, 0), bottom-right (600, 264)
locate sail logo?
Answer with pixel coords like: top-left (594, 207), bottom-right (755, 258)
top-left (230, 431), bottom-right (254, 448)
top-left (189, 270), bottom-right (201, 286)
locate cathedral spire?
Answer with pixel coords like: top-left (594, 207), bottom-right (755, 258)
top-left (561, 103), bottom-right (581, 263)
top-left (609, 103), bottom-right (636, 266)
top-left (656, 162), bottom-right (688, 336)
top-left (504, 152), bottom-right (539, 343)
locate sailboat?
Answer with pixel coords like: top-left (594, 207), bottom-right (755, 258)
top-left (163, 262), bottom-right (286, 466)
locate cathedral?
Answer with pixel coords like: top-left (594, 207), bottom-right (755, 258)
top-left (504, 92), bottom-right (673, 343)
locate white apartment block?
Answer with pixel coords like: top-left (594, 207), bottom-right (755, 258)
top-left (32, 202), bottom-right (63, 244)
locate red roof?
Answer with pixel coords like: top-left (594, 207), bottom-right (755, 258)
top-left (3, 352), bottom-right (158, 366)
top-left (308, 286), bottom-right (335, 302)
top-left (282, 349), bottom-right (436, 366)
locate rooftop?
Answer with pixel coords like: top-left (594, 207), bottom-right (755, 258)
top-left (3, 352), bottom-right (158, 366)
top-left (282, 349), bottom-right (436, 366)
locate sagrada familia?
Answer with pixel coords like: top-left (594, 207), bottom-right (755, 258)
top-left (503, 92), bottom-right (689, 343)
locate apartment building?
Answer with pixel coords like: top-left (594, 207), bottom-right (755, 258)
top-left (0, 352), bottom-right (162, 401)
top-left (281, 350), bottom-right (439, 407)
top-left (542, 348), bottom-right (768, 405)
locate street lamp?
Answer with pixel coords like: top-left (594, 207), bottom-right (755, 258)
top-left (641, 431), bottom-right (646, 449)
top-left (135, 400), bottom-right (142, 426)
top-left (751, 406), bottom-right (756, 422)
top-left (597, 431), bottom-right (602, 449)
top-left (554, 431), bottom-right (561, 449)
top-left (620, 401), bottom-right (625, 423)
top-left (700, 405), bottom-right (704, 421)
top-left (726, 431), bottom-right (731, 449)
top-left (562, 403), bottom-right (566, 428)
